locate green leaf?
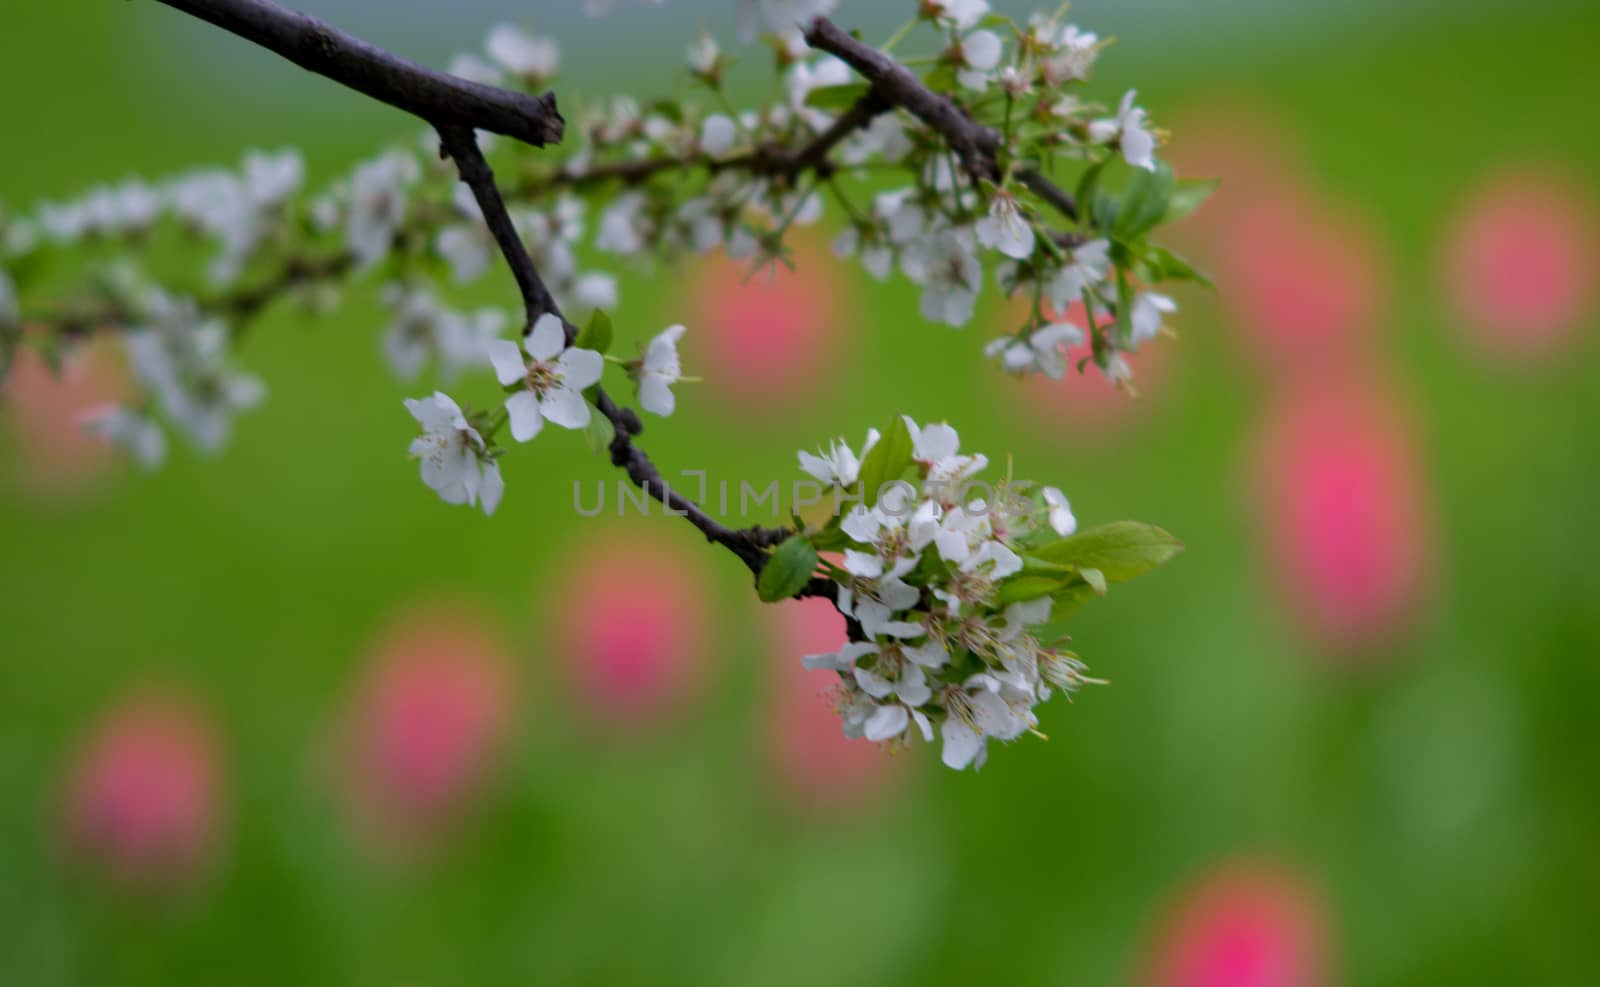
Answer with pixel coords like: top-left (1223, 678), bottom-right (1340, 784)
top-left (758, 536), bottom-right (821, 602)
top-left (576, 309), bottom-right (613, 354)
top-left (1164, 178), bottom-right (1219, 225)
top-left (997, 575), bottom-right (1070, 605)
top-left (1079, 566), bottom-right (1108, 596)
top-left (1144, 244), bottom-right (1214, 288)
top-left (1050, 581), bottom-right (1100, 618)
top-left (805, 82), bottom-right (870, 110)
top-left (1032, 521), bottom-right (1184, 582)
top-left (1090, 190), bottom-right (1119, 233)
top-left (856, 415), bottom-right (914, 508)
top-left (1020, 555), bottom-right (1075, 578)
top-left (1114, 160), bottom-right (1175, 241)
top-left (1075, 160), bottom-right (1107, 213)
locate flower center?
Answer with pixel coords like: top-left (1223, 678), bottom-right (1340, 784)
top-left (525, 359), bottom-right (562, 395)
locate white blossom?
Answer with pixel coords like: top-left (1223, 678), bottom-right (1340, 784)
top-left (700, 114), bottom-right (739, 157)
top-left (686, 33), bottom-right (720, 76)
top-left (1130, 291), bottom-right (1177, 345)
top-left (902, 227), bottom-right (983, 327)
top-left (797, 428), bottom-right (880, 488)
top-left (405, 391), bottom-right (503, 516)
top-left (928, 0), bottom-right (989, 31)
top-left (984, 321), bottom-right (1084, 378)
top-left (740, 0), bottom-right (838, 43)
top-left (1091, 90), bottom-right (1157, 171)
top-left (955, 29), bottom-right (1004, 91)
top-left (1042, 486), bottom-right (1076, 536)
top-left (573, 272), bottom-right (620, 313)
top-left (81, 405), bottom-right (166, 469)
top-left (346, 150), bottom-right (418, 268)
top-left (486, 314), bottom-right (604, 442)
top-left (975, 190), bottom-right (1036, 260)
top-left (485, 25), bottom-right (560, 81)
top-left (635, 324), bottom-right (686, 417)
top-left (448, 53), bottom-right (503, 87)
top-left (1048, 238), bottom-right (1111, 311)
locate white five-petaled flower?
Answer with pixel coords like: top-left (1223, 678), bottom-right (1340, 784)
top-left (983, 321), bottom-right (1084, 379)
top-left (902, 227), bottom-right (983, 327)
top-left (405, 391), bottom-right (504, 516)
top-left (975, 190), bottom-right (1037, 260)
top-left (941, 673), bottom-right (1035, 770)
top-left (1044, 25), bottom-right (1099, 84)
top-left (954, 29), bottom-right (1004, 91)
top-left (1130, 291), bottom-right (1177, 346)
top-left (797, 428), bottom-right (880, 488)
top-left (907, 419), bottom-right (988, 488)
top-left (636, 324), bottom-right (686, 417)
top-left (347, 150), bottom-right (419, 268)
top-left (487, 314), bottom-right (604, 442)
top-left (1048, 238), bottom-right (1112, 311)
top-left (1091, 90), bottom-right (1157, 172)
top-left (81, 405), bottom-right (167, 470)
top-left (485, 24), bottom-right (560, 81)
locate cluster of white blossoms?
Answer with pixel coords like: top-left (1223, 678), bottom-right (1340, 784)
top-left (4, 1), bottom-right (1207, 525)
top-left (784, 416), bottom-right (1180, 769)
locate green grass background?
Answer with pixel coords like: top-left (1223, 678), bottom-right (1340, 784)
top-left (2, 2), bottom-right (1598, 984)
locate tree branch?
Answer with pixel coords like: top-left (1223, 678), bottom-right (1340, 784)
top-left (434, 125), bottom-right (791, 579)
top-left (802, 18), bottom-right (1078, 221)
top-left (152, 0), bottom-right (565, 148)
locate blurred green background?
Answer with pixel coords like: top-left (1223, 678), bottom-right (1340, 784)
top-left (2, 2), bottom-right (1598, 985)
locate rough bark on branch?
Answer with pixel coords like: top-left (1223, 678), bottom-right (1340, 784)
top-left (153, 0), bottom-right (565, 147)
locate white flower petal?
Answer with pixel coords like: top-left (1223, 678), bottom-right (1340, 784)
top-left (506, 390), bottom-right (545, 443)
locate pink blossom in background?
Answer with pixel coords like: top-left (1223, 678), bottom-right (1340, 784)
top-left (1000, 299), bottom-right (1173, 441)
top-left (60, 690), bottom-right (224, 890)
top-left (549, 528), bottom-right (712, 734)
top-left (341, 606), bottom-right (514, 847)
top-left (1440, 165), bottom-right (1598, 362)
top-left (1217, 195), bottom-right (1388, 371)
top-left (1248, 378), bottom-right (1432, 656)
top-left (1141, 858), bottom-right (1332, 987)
top-left (1165, 101), bottom-right (1391, 375)
top-left (682, 234), bottom-right (847, 416)
top-left (764, 597), bottom-right (900, 810)
top-left (2, 340), bottom-right (126, 497)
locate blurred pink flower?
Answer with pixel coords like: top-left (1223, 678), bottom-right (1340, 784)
top-left (60, 689), bottom-right (224, 890)
top-left (682, 234), bottom-right (847, 416)
top-left (1249, 378), bottom-right (1432, 655)
top-left (764, 597), bottom-right (901, 809)
top-left (1165, 100), bottom-right (1390, 374)
top-left (999, 299), bottom-right (1173, 440)
top-left (550, 528), bottom-right (712, 733)
top-left (2, 339), bottom-right (127, 496)
top-left (1218, 195), bottom-right (1388, 371)
top-left (1440, 165), bottom-right (1598, 361)
top-left (1141, 858), bottom-right (1332, 987)
top-left (341, 606), bottom-right (513, 846)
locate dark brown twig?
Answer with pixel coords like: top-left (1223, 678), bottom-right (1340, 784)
top-left (435, 125), bottom-right (792, 579)
top-left (152, 0), bottom-right (565, 148)
top-left (802, 18), bottom-right (1078, 221)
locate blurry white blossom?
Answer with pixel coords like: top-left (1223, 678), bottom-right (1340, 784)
top-left (405, 391), bottom-right (503, 516)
